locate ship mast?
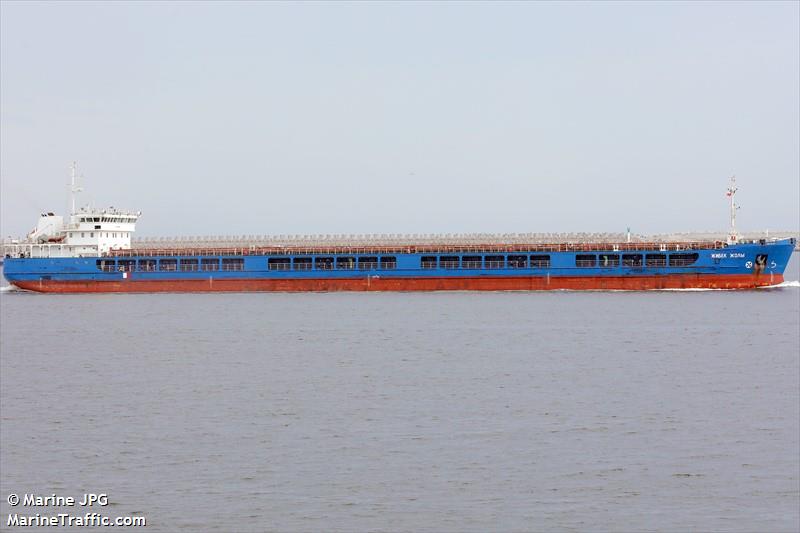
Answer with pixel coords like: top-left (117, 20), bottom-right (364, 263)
top-left (69, 161), bottom-right (83, 215)
top-left (726, 175), bottom-right (739, 245)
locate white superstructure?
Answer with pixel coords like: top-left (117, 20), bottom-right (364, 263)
top-left (62, 205), bottom-right (140, 255)
top-left (2, 163), bottom-right (140, 258)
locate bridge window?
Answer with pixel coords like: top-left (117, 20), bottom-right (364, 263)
top-left (201, 258), bottom-right (219, 271)
top-left (315, 257), bottom-right (334, 270)
top-left (268, 258), bottom-right (291, 271)
top-left (221, 258), bottom-right (244, 271)
top-left (645, 254), bottom-right (667, 267)
top-left (337, 256), bottom-right (355, 270)
top-left (380, 256), bottom-right (397, 269)
top-left (359, 256), bottom-right (379, 270)
top-left (576, 255), bottom-right (596, 267)
top-left (160, 259), bottom-right (178, 272)
top-left (421, 256), bottom-right (437, 269)
top-left (599, 254), bottom-right (620, 267)
top-left (669, 253), bottom-right (699, 267)
top-left (180, 259), bottom-right (199, 272)
top-left (622, 254), bottom-right (643, 267)
top-left (293, 257), bottom-right (313, 271)
top-left (530, 255), bottom-right (551, 268)
top-left (440, 256), bottom-right (459, 269)
top-left (485, 255), bottom-right (504, 269)
top-left (462, 256), bottom-right (482, 269)
top-left (508, 255), bottom-right (527, 268)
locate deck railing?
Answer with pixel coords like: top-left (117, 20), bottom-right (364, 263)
top-left (109, 240), bottom-right (728, 258)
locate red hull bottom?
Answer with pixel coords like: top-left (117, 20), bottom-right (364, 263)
top-left (12, 274), bottom-right (784, 293)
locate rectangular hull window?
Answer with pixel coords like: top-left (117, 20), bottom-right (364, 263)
top-left (315, 257), bottom-right (334, 270)
top-left (138, 259), bottom-right (157, 272)
top-left (96, 259), bottom-right (116, 272)
top-left (669, 253), bottom-right (699, 267)
top-left (440, 256), bottom-right (459, 269)
top-left (622, 254), bottom-right (643, 267)
top-left (530, 255), bottom-right (551, 268)
top-left (268, 258), bottom-right (291, 271)
top-left (337, 257), bottom-right (355, 270)
top-left (201, 258), bottom-right (219, 271)
top-left (421, 256), bottom-right (437, 269)
top-left (462, 256), bottom-right (482, 269)
top-left (645, 254), bottom-right (667, 267)
top-left (160, 259), bottom-right (178, 272)
top-left (575, 255), bottom-right (596, 267)
top-left (222, 258), bottom-right (245, 271)
top-left (598, 254), bottom-right (620, 267)
top-left (180, 259), bottom-right (199, 272)
top-left (485, 256), bottom-right (504, 269)
top-left (380, 256), bottom-right (397, 270)
top-left (358, 257), bottom-right (379, 270)
top-left (293, 257), bottom-right (313, 271)
top-left (508, 255), bottom-right (527, 269)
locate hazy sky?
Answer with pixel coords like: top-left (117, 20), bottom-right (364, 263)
top-left (1, 1), bottom-right (798, 238)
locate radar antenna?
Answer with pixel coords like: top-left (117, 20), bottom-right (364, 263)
top-left (726, 175), bottom-right (739, 245)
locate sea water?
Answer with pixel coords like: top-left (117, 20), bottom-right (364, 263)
top-left (1, 254), bottom-right (798, 532)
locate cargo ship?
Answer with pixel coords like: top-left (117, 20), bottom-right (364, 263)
top-left (2, 167), bottom-right (795, 293)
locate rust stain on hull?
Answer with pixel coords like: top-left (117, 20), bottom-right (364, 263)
top-left (12, 274), bottom-right (784, 293)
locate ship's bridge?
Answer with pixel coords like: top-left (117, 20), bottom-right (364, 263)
top-left (4, 205), bottom-right (141, 259)
top-left (2, 163), bottom-right (142, 259)
top-left (65, 206), bottom-right (141, 255)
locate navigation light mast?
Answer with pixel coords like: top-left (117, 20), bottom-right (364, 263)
top-left (70, 161), bottom-right (83, 215)
top-left (726, 175), bottom-right (739, 245)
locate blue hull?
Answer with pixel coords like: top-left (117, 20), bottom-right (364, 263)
top-left (3, 239), bottom-right (795, 292)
